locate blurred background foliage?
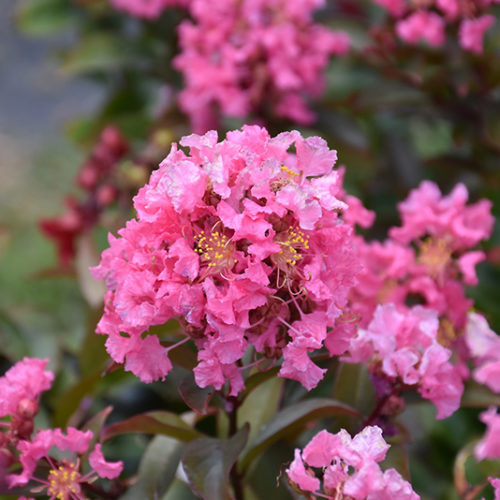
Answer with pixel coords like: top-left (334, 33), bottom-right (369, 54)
top-left (1, 0), bottom-right (499, 498)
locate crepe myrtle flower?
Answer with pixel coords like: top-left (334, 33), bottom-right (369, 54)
top-left (92, 125), bottom-right (364, 393)
top-left (350, 181), bottom-right (493, 331)
top-left (372, 0), bottom-right (498, 53)
top-left (174, 0), bottom-right (350, 132)
top-left (465, 312), bottom-right (500, 394)
top-left (7, 428), bottom-right (122, 500)
top-left (0, 358), bottom-right (54, 483)
top-left (343, 304), bottom-right (464, 419)
top-left (286, 426), bottom-right (419, 499)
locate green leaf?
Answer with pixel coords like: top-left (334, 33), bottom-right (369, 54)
top-left (240, 398), bottom-right (360, 471)
top-left (83, 406), bottom-right (113, 444)
top-left (52, 370), bottom-right (102, 428)
top-left (16, 0), bottom-right (74, 36)
top-left (239, 367), bottom-right (280, 402)
top-left (179, 374), bottom-right (215, 415)
top-left (59, 34), bottom-right (131, 75)
top-left (120, 435), bottom-right (184, 500)
top-left (161, 479), bottom-right (199, 500)
top-left (238, 376), bottom-right (283, 447)
top-left (383, 442), bottom-right (410, 480)
top-left (182, 425), bottom-right (249, 500)
top-left (102, 411), bottom-right (204, 443)
top-left (332, 362), bottom-right (375, 414)
top-left (461, 380), bottom-right (500, 408)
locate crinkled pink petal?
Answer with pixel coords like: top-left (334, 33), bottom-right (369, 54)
top-left (279, 343), bottom-right (326, 390)
top-left (286, 449), bottom-right (320, 493)
top-left (475, 407), bottom-right (500, 461)
top-left (89, 444), bottom-right (123, 479)
top-left (459, 15), bottom-right (495, 54)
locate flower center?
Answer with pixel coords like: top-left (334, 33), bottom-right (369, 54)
top-left (47, 461), bottom-right (83, 500)
top-left (195, 229), bottom-right (236, 274)
top-left (418, 237), bottom-right (451, 278)
top-left (272, 227), bottom-right (310, 270)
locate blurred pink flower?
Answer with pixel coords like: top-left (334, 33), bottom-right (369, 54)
top-left (459, 15), bottom-right (495, 53)
top-left (174, 0), bottom-right (350, 132)
top-left (396, 11), bottom-right (445, 47)
top-left (287, 426), bottom-right (419, 499)
top-left (465, 312), bottom-right (500, 393)
top-left (475, 407), bottom-right (500, 461)
top-left (0, 358), bottom-right (53, 419)
top-left (372, 0), bottom-right (498, 52)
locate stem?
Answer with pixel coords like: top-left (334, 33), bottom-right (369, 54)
top-left (361, 384), bottom-right (404, 429)
top-left (227, 396), bottom-right (244, 500)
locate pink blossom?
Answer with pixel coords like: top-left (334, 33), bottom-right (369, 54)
top-left (174, 0), bottom-right (350, 132)
top-left (286, 426), bottom-right (419, 499)
top-left (352, 181), bottom-right (493, 330)
top-left (7, 428), bottom-right (122, 495)
top-left (372, 0), bottom-right (498, 52)
top-left (459, 15), bottom-right (495, 54)
top-left (465, 312), bottom-right (500, 393)
top-left (488, 477), bottom-right (500, 500)
top-left (475, 407), bottom-right (500, 461)
top-left (344, 304), bottom-right (464, 418)
top-left (396, 11), bottom-right (445, 47)
top-left (93, 126), bottom-right (360, 392)
top-left (0, 358), bottom-right (54, 418)
top-left (287, 449), bottom-right (321, 493)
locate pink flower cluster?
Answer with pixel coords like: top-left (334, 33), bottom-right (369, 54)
top-left (7, 428), bottom-right (122, 499)
top-left (373, 0), bottom-right (499, 53)
top-left (465, 312), bottom-right (500, 393)
top-left (109, 0), bottom-right (189, 19)
top-left (344, 304), bottom-right (464, 419)
top-left (351, 181), bottom-right (494, 331)
top-left (0, 357), bottom-right (53, 422)
top-left (92, 125), bottom-right (362, 392)
top-left (287, 426), bottom-right (419, 499)
top-left (0, 358), bottom-right (122, 498)
top-left (173, 0), bottom-right (350, 132)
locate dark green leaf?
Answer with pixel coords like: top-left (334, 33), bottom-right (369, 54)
top-left (52, 370), bottom-right (102, 428)
top-left (179, 374), bottom-right (215, 415)
top-left (60, 34), bottom-right (131, 75)
top-left (120, 435), bottom-right (184, 500)
top-left (102, 411), bottom-right (204, 443)
top-left (182, 424), bottom-right (249, 500)
top-left (238, 376), bottom-right (283, 447)
top-left (461, 380), bottom-right (500, 408)
top-left (240, 398), bottom-right (360, 471)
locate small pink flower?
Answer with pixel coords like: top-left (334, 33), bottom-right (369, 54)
top-left (465, 312), bottom-right (500, 393)
top-left (396, 11), bottom-right (446, 47)
top-left (459, 15), bottom-right (495, 54)
top-left (0, 358), bottom-right (53, 418)
top-left (286, 426), bottom-right (419, 499)
top-left (7, 428), bottom-right (122, 498)
top-left (344, 304), bottom-right (464, 419)
top-left (475, 407), bottom-right (500, 461)
top-left (488, 477), bottom-right (500, 500)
